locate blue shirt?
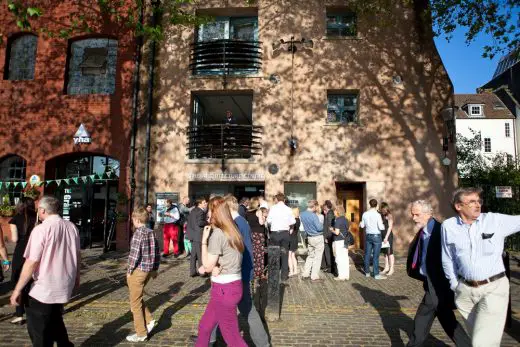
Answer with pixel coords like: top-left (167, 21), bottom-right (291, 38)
top-left (300, 210), bottom-right (323, 236)
top-left (234, 215), bottom-right (254, 282)
top-left (441, 212), bottom-right (520, 291)
top-left (420, 218), bottom-right (435, 277)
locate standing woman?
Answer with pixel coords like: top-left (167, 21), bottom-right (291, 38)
top-left (379, 202), bottom-right (395, 276)
top-left (288, 207), bottom-right (300, 277)
top-left (331, 205), bottom-right (350, 281)
top-left (196, 197), bottom-right (247, 347)
top-left (9, 197), bottom-right (37, 324)
top-left (245, 197), bottom-right (266, 280)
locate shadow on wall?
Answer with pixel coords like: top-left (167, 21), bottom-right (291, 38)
top-left (134, 0), bottom-right (456, 252)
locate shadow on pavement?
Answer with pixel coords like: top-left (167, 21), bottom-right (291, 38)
top-left (352, 283), bottom-right (449, 347)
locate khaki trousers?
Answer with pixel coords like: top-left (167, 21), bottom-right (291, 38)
top-left (303, 235), bottom-right (324, 280)
top-left (455, 276), bottom-right (509, 347)
top-left (127, 269), bottom-right (155, 337)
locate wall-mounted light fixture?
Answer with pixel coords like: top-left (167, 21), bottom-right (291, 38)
top-left (392, 75), bottom-right (403, 85)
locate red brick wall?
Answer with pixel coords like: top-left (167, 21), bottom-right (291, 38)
top-left (0, 2), bottom-right (137, 249)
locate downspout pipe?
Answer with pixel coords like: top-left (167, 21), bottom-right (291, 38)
top-left (143, 0), bottom-right (159, 205)
top-left (129, 2), bottom-right (145, 216)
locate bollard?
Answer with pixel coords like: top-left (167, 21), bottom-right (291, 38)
top-left (265, 244), bottom-right (281, 321)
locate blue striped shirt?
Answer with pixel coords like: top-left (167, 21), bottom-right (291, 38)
top-left (441, 212), bottom-right (520, 290)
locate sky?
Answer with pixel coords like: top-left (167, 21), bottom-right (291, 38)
top-left (434, 28), bottom-right (503, 94)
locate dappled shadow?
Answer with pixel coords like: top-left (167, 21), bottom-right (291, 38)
top-left (353, 283), bottom-right (449, 346)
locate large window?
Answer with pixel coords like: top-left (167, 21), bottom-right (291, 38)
top-left (326, 9), bottom-right (357, 37)
top-left (484, 138), bottom-right (492, 152)
top-left (66, 38), bottom-right (118, 95)
top-left (327, 92), bottom-right (359, 124)
top-left (4, 34), bottom-right (37, 80)
top-left (505, 123), bottom-right (511, 137)
top-left (284, 182), bottom-right (317, 212)
top-left (0, 155), bottom-right (27, 205)
top-left (197, 17), bottom-right (258, 42)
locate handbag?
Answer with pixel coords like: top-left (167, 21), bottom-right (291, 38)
top-left (337, 228), bottom-right (355, 247)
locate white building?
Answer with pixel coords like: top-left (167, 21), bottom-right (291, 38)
top-left (455, 93), bottom-right (516, 162)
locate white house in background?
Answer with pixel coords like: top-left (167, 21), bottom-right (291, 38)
top-left (455, 92), bottom-right (517, 161)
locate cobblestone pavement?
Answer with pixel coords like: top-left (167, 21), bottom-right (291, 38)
top-left (0, 248), bottom-right (519, 346)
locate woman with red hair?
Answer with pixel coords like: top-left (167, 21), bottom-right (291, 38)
top-left (196, 197), bottom-right (247, 347)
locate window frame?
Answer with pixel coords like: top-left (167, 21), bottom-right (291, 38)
top-left (505, 123), bottom-right (511, 138)
top-left (326, 9), bottom-right (357, 38)
top-left (469, 105), bottom-right (483, 116)
top-left (484, 138), bottom-right (492, 153)
top-left (4, 33), bottom-right (38, 81)
top-left (0, 155), bottom-right (27, 205)
top-left (326, 92), bottom-right (359, 125)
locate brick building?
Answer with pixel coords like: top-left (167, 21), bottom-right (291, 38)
top-left (134, 0), bottom-right (458, 254)
top-left (0, 2), bottom-right (137, 249)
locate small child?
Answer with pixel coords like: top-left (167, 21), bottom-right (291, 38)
top-left (126, 207), bottom-right (160, 342)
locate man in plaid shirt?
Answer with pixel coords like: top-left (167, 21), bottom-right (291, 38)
top-left (126, 207), bottom-right (160, 342)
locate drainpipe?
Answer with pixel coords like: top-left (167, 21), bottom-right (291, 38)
top-left (129, 2), bottom-right (145, 213)
top-left (143, 0), bottom-right (159, 205)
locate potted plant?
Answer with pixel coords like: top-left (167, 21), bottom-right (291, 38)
top-left (23, 186), bottom-right (41, 200)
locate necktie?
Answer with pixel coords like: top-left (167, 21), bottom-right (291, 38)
top-left (412, 229), bottom-right (423, 269)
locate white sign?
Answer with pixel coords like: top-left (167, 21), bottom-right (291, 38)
top-left (29, 174), bottom-right (41, 186)
top-left (496, 186), bottom-right (513, 198)
top-left (73, 124), bottom-right (92, 145)
top-left (187, 172), bottom-right (265, 181)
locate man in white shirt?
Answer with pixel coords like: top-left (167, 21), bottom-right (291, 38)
top-left (360, 199), bottom-right (386, 279)
top-left (266, 193), bottom-right (296, 281)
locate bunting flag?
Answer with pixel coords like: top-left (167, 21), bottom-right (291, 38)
top-left (81, 177), bottom-right (88, 183)
top-left (64, 179), bottom-right (71, 185)
top-left (72, 177), bottom-right (79, 184)
top-left (5, 182), bottom-right (10, 188)
top-left (0, 182), bottom-right (3, 189)
top-left (21, 182), bottom-right (27, 188)
top-left (89, 174), bottom-right (96, 181)
top-left (0, 173), bottom-right (119, 190)
top-left (13, 182), bottom-right (20, 188)
top-left (56, 179), bottom-right (62, 186)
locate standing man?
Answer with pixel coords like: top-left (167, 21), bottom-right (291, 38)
top-left (266, 193), bottom-right (295, 281)
top-left (407, 200), bottom-right (470, 347)
top-left (186, 197), bottom-right (208, 277)
top-left (360, 199), bottom-right (386, 279)
top-left (238, 197), bottom-right (249, 218)
top-left (10, 195), bottom-right (80, 347)
top-left (161, 199), bottom-right (181, 258)
top-left (300, 200), bottom-right (325, 282)
top-left (442, 187), bottom-right (520, 347)
top-left (321, 200), bottom-right (335, 275)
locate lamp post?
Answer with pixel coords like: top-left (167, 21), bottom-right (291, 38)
top-left (272, 36), bottom-right (314, 155)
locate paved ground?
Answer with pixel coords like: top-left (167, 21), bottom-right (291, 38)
top-left (0, 248), bottom-right (519, 347)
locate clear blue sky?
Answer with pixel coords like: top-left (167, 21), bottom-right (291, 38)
top-left (434, 28), bottom-right (502, 94)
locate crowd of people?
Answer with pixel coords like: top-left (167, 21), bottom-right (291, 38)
top-left (0, 187), bottom-right (518, 347)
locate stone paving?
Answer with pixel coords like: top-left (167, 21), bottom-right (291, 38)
top-left (0, 248), bottom-right (518, 346)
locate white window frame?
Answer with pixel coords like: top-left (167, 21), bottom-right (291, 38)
top-left (484, 138), bottom-right (492, 152)
top-left (505, 123), bottom-right (511, 137)
top-left (470, 105), bottom-right (482, 116)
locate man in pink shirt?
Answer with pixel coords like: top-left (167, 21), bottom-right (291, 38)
top-left (10, 195), bottom-right (80, 347)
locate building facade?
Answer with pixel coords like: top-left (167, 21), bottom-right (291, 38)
top-left (135, 0), bottom-right (457, 254)
top-left (455, 93), bottom-right (516, 165)
top-left (0, 2), bottom-right (136, 249)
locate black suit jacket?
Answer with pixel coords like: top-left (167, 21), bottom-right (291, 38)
top-left (186, 207), bottom-right (207, 242)
top-left (322, 210), bottom-right (335, 239)
top-left (406, 219), bottom-right (455, 309)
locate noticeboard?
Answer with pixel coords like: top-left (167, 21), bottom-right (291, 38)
top-left (495, 186), bottom-right (513, 199)
top-left (155, 192), bottom-right (179, 224)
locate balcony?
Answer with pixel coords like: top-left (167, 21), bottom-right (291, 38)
top-left (189, 39), bottom-right (262, 76)
top-left (186, 124), bottom-right (263, 163)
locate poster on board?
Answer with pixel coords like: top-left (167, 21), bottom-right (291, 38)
top-left (155, 192), bottom-right (179, 224)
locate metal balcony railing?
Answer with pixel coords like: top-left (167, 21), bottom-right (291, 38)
top-left (190, 40), bottom-right (262, 75)
top-left (186, 124), bottom-right (263, 162)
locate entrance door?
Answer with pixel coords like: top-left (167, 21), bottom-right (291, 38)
top-left (336, 183), bottom-right (364, 249)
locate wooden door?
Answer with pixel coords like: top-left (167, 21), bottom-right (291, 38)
top-left (337, 186), bottom-right (364, 250)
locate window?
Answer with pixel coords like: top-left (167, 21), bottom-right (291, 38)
top-left (327, 93), bottom-right (358, 124)
top-left (197, 17), bottom-right (258, 42)
top-left (326, 9), bottom-right (357, 37)
top-left (284, 182), bottom-right (317, 212)
top-left (470, 105), bottom-right (482, 116)
top-left (5, 34), bottom-right (37, 80)
top-left (505, 123), bottom-right (511, 137)
top-left (66, 38), bottom-right (118, 95)
top-left (0, 155), bottom-right (27, 205)
top-left (484, 138), bottom-right (491, 152)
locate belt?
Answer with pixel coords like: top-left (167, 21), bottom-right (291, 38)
top-left (461, 272), bottom-right (506, 288)
top-left (271, 230), bottom-right (289, 233)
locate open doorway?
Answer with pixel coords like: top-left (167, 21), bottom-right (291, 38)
top-left (336, 182), bottom-right (365, 250)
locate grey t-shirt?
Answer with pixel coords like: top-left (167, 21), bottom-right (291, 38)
top-left (208, 227), bottom-right (242, 276)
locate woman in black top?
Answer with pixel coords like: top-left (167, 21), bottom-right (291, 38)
top-left (288, 207), bottom-right (300, 277)
top-left (9, 197), bottom-right (37, 324)
top-left (379, 202), bottom-right (394, 276)
top-left (331, 206), bottom-right (350, 281)
top-left (245, 197), bottom-right (266, 279)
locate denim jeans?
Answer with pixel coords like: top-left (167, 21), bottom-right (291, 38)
top-left (364, 233), bottom-right (382, 276)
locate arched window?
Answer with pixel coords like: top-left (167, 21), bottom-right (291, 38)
top-left (4, 34), bottom-right (38, 80)
top-left (0, 155), bottom-right (27, 205)
top-left (66, 37), bottom-right (118, 95)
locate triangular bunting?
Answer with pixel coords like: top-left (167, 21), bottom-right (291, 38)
top-left (72, 177), bottom-right (79, 184)
top-left (13, 182), bottom-right (20, 188)
top-left (21, 182), bottom-right (27, 188)
top-left (64, 179), bottom-right (71, 185)
top-left (81, 176), bottom-right (88, 183)
top-left (0, 182), bottom-right (3, 189)
top-left (56, 179), bottom-right (62, 186)
top-left (89, 174), bottom-right (96, 181)
top-left (5, 182), bottom-right (11, 188)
